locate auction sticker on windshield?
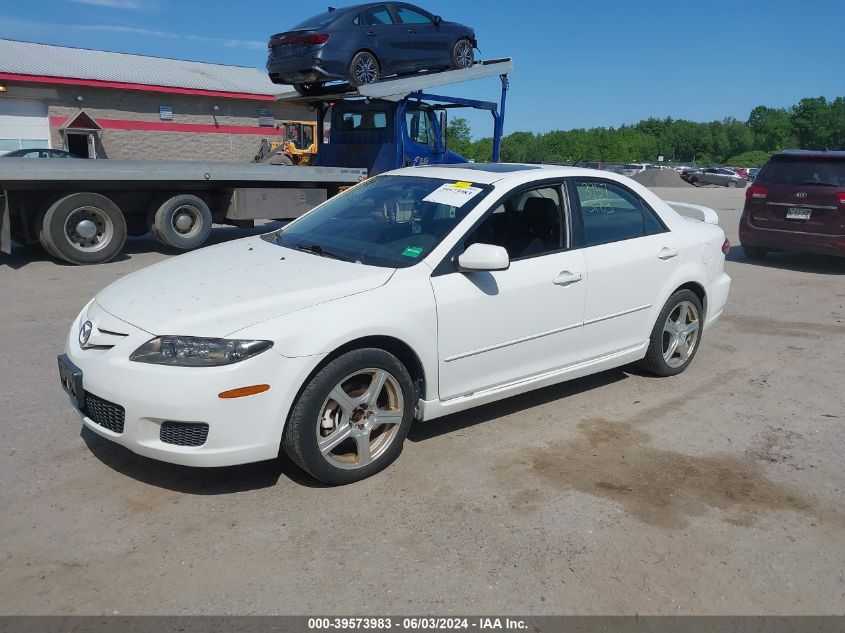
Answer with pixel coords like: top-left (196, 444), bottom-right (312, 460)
top-left (423, 182), bottom-right (483, 207)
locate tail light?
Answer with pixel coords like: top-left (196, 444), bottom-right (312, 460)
top-left (722, 238), bottom-right (731, 255)
top-left (268, 33), bottom-right (329, 49)
top-left (838, 192), bottom-right (845, 205)
top-left (746, 186), bottom-right (768, 199)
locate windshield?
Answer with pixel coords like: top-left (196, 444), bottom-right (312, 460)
top-left (269, 175), bottom-right (491, 268)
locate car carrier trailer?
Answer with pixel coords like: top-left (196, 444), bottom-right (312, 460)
top-left (1, 58), bottom-right (512, 266)
top-left (0, 160), bottom-right (365, 265)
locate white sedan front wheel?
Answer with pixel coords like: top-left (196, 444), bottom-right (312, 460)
top-left (282, 348), bottom-right (414, 484)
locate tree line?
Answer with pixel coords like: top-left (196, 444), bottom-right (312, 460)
top-left (446, 96), bottom-right (845, 167)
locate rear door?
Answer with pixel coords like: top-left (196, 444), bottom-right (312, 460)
top-left (751, 156), bottom-right (845, 235)
top-left (568, 178), bottom-right (680, 361)
top-left (359, 4), bottom-right (407, 75)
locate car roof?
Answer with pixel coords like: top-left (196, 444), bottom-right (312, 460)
top-left (774, 149), bottom-right (845, 159)
top-left (389, 163), bottom-right (637, 186)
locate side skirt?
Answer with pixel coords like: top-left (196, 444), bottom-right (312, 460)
top-left (416, 341), bottom-right (648, 422)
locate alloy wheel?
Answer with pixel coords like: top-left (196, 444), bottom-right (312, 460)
top-left (354, 55), bottom-right (378, 85)
top-left (316, 368), bottom-right (404, 470)
top-left (662, 300), bottom-right (700, 368)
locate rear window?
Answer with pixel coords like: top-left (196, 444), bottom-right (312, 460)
top-left (759, 158), bottom-right (845, 187)
top-left (292, 10), bottom-right (344, 30)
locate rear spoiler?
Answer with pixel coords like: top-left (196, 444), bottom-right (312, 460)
top-left (665, 200), bottom-right (720, 225)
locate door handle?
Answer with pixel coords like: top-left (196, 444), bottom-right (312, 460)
top-left (366, 31), bottom-right (377, 36)
top-left (657, 247), bottom-right (679, 260)
top-left (407, 28), bottom-right (417, 34)
top-left (553, 271), bottom-right (583, 286)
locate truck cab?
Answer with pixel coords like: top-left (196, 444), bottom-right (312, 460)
top-left (318, 98), bottom-right (467, 176)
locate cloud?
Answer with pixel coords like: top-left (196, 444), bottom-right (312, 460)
top-left (65, 0), bottom-right (148, 9)
top-left (0, 16), bottom-right (265, 51)
top-left (82, 24), bottom-right (266, 50)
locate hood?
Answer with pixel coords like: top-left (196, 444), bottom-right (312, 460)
top-left (95, 236), bottom-right (394, 337)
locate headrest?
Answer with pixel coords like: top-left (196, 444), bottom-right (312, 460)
top-left (523, 197), bottom-right (558, 231)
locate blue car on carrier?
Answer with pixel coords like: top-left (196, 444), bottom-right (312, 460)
top-left (267, 2), bottom-right (477, 95)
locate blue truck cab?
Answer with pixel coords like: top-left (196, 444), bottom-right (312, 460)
top-left (319, 98), bottom-right (468, 175)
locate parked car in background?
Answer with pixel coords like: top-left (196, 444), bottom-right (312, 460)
top-left (682, 167), bottom-right (747, 188)
top-left (60, 164), bottom-right (731, 484)
top-left (267, 2), bottom-right (477, 95)
top-left (1, 148), bottom-right (78, 158)
top-left (732, 167), bottom-right (750, 179)
top-left (747, 168), bottom-right (760, 182)
top-left (739, 150), bottom-right (845, 259)
top-left (622, 163), bottom-right (651, 177)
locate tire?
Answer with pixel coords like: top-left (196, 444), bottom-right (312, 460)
top-left (638, 290), bottom-right (704, 377)
top-left (268, 153), bottom-right (294, 166)
top-left (726, 179), bottom-right (738, 188)
top-left (451, 38), bottom-right (474, 69)
top-left (282, 348), bottom-right (415, 485)
top-left (742, 245), bottom-right (769, 260)
top-left (348, 51), bottom-right (380, 88)
top-left (151, 194), bottom-right (213, 251)
top-left (39, 192), bottom-right (127, 265)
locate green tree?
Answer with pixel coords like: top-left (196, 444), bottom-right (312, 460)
top-left (446, 117), bottom-right (472, 158)
top-left (724, 150), bottom-right (773, 168)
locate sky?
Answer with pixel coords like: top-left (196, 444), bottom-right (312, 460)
top-left (1, 0), bottom-right (844, 139)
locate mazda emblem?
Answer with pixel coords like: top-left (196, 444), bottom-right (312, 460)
top-left (79, 320), bottom-right (93, 347)
top-left (795, 192), bottom-right (808, 198)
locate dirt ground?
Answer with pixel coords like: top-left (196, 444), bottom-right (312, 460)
top-left (1, 186), bottom-right (843, 615)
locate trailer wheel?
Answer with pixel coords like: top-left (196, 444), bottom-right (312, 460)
top-left (152, 194), bottom-right (213, 250)
top-left (40, 193), bottom-right (127, 265)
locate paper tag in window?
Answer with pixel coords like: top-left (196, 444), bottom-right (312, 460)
top-left (423, 183), bottom-right (482, 207)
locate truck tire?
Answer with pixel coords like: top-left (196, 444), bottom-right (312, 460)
top-left (151, 194), bottom-right (213, 251)
top-left (39, 192), bottom-right (127, 265)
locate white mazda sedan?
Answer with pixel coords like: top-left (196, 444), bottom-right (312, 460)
top-left (59, 164), bottom-right (731, 484)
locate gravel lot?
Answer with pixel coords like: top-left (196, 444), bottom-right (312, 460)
top-left (1, 186), bottom-right (843, 615)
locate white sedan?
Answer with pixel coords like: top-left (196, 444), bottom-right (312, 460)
top-left (59, 165), bottom-right (731, 484)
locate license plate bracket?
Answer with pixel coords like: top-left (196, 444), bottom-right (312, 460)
top-left (786, 207), bottom-right (811, 220)
top-left (57, 354), bottom-right (85, 409)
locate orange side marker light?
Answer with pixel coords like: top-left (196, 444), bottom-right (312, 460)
top-left (218, 384), bottom-right (270, 399)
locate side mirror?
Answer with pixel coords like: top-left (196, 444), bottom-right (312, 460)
top-left (457, 243), bottom-right (509, 272)
top-left (433, 15), bottom-right (442, 25)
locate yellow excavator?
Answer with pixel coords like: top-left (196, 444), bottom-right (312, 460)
top-left (254, 120), bottom-right (318, 166)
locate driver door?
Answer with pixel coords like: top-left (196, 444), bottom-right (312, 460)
top-left (430, 184), bottom-right (587, 400)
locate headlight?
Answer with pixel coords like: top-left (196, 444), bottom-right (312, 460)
top-left (129, 336), bottom-right (273, 367)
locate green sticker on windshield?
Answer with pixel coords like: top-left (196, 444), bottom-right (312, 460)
top-left (401, 246), bottom-right (424, 258)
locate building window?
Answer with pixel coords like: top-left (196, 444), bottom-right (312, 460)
top-left (159, 105), bottom-right (173, 121)
top-left (258, 107), bottom-right (274, 127)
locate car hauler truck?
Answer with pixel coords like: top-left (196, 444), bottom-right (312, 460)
top-left (0, 59), bottom-right (511, 265)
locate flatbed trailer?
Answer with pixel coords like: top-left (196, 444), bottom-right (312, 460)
top-left (1, 59), bottom-right (512, 266)
top-left (0, 159), bottom-right (365, 264)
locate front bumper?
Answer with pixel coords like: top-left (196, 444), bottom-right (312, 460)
top-left (62, 302), bottom-right (318, 467)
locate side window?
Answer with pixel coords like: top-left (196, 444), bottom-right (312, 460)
top-left (573, 179), bottom-right (665, 246)
top-left (466, 186), bottom-right (565, 260)
top-left (361, 6), bottom-right (394, 25)
top-left (396, 6), bottom-right (433, 23)
top-left (405, 111), bottom-right (435, 147)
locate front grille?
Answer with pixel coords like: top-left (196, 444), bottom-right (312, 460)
top-left (83, 392), bottom-right (125, 434)
top-left (160, 421), bottom-right (209, 447)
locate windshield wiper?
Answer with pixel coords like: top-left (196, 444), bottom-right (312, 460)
top-left (294, 243), bottom-right (347, 261)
